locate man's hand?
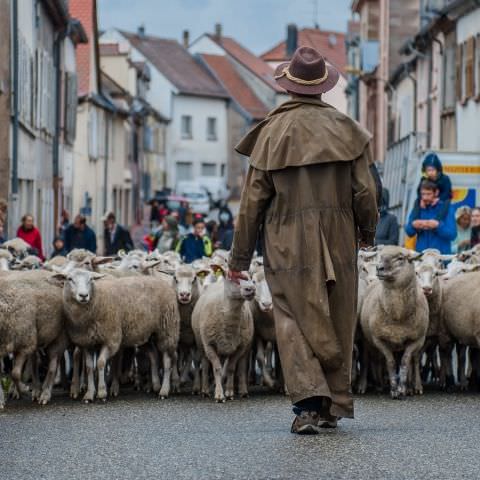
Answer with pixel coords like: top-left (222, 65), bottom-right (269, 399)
top-left (228, 269), bottom-right (249, 285)
top-left (424, 220), bottom-right (439, 230)
top-left (412, 220), bottom-right (425, 230)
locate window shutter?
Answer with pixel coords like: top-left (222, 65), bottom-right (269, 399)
top-left (456, 43), bottom-right (462, 101)
top-left (466, 36), bottom-right (475, 99)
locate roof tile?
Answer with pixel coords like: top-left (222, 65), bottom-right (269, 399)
top-left (261, 28), bottom-right (347, 76)
top-left (120, 30), bottom-right (228, 99)
top-left (201, 54), bottom-right (269, 120)
top-left (207, 34), bottom-right (283, 93)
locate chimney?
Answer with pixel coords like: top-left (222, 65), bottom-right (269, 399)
top-left (286, 24), bottom-right (298, 58)
top-left (183, 30), bottom-right (190, 48)
top-left (214, 23), bottom-right (222, 41)
top-left (138, 24), bottom-right (146, 38)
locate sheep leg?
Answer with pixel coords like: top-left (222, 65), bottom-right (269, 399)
top-left (180, 350), bottom-right (193, 385)
top-left (204, 345), bottom-right (224, 403)
top-left (413, 353), bottom-right (423, 395)
top-left (256, 339), bottom-right (274, 389)
top-left (458, 345), bottom-right (469, 391)
top-left (237, 351), bottom-right (250, 399)
top-left (171, 351), bottom-right (180, 393)
top-left (96, 345), bottom-right (113, 400)
top-left (38, 352), bottom-right (60, 405)
top-left (159, 351), bottom-right (173, 399)
top-left (70, 347), bottom-right (81, 399)
top-left (11, 351), bottom-right (30, 398)
top-left (225, 347), bottom-right (247, 400)
top-left (110, 352), bottom-right (122, 398)
top-left (83, 350), bottom-right (96, 403)
top-left (371, 337), bottom-right (398, 398)
top-left (398, 338), bottom-right (425, 397)
top-left (30, 353), bottom-right (42, 402)
top-left (192, 349), bottom-right (202, 395)
top-left (200, 355), bottom-right (210, 397)
top-left (357, 342), bottom-right (369, 394)
top-left (148, 345), bottom-right (161, 394)
top-left (0, 377), bottom-right (5, 409)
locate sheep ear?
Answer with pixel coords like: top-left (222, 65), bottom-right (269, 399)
top-left (91, 256), bottom-right (115, 266)
top-left (439, 254), bottom-right (456, 261)
top-left (91, 273), bottom-right (106, 281)
top-left (51, 272), bottom-right (67, 281)
top-left (463, 264), bottom-right (480, 272)
top-left (408, 251), bottom-right (423, 262)
top-left (141, 260), bottom-right (162, 272)
top-left (436, 269), bottom-right (448, 276)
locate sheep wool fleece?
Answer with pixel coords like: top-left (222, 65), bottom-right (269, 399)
top-left (229, 97), bottom-right (378, 418)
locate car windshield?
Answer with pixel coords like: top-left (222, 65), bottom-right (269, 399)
top-left (183, 192), bottom-right (206, 200)
top-left (167, 200), bottom-right (182, 210)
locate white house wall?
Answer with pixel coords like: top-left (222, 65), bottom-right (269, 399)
top-left (456, 9), bottom-right (480, 152)
top-left (170, 95), bottom-right (228, 188)
top-left (189, 35), bottom-right (225, 56)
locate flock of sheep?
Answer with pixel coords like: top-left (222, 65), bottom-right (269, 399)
top-left (0, 238), bottom-right (275, 408)
top-left (1, 236), bottom-right (479, 410)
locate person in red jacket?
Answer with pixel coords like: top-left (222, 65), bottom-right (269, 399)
top-left (16, 214), bottom-right (44, 261)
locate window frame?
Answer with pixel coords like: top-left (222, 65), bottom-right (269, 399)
top-left (180, 115), bottom-right (193, 140)
top-left (206, 117), bottom-right (217, 141)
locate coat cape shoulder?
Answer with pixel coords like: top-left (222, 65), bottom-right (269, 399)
top-left (235, 97), bottom-right (373, 171)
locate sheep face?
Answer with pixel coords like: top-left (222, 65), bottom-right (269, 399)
top-left (174, 265), bottom-right (196, 304)
top-left (415, 264), bottom-right (437, 296)
top-left (252, 269), bottom-right (273, 312)
top-left (64, 269), bottom-right (104, 305)
top-left (376, 247), bottom-right (416, 287)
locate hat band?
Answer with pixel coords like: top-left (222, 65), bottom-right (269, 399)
top-left (275, 66), bottom-right (328, 85)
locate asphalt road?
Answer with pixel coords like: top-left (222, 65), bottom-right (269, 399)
top-left (1, 391), bottom-right (479, 480)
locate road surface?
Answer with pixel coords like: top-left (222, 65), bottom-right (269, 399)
top-left (1, 391), bottom-right (479, 479)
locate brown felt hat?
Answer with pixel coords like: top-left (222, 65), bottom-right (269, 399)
top-left (274, 46), bottom-right (340, 95)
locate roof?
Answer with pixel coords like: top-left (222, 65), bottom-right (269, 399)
top-left (119, 30), bottom-right (228, 99)
top-left (206, 34), bottom-right (283, 93)
top-left (261, 28), bottom-right (347, 76)
top-left (201, 54), bottom-right (269, 121)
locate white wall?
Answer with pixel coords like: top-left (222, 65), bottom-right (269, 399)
top-left (100, 29), bottom-right (177, 119)
top-left (393, 74), bottom-right (414, 140)
top-left (170, 95), bottom-right (228, 188)
top-left (456, 9), bottom-right (480, 152)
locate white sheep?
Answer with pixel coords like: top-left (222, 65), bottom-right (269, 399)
top-left (58, 268), bottom-right (180, 402)
top-left (360, 246), bottom-right (429, 398)
top-left (192, 275), bottom-right (255, 402)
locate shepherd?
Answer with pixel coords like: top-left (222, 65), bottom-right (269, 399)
top-left (228, 46), bottom-right (379, 434)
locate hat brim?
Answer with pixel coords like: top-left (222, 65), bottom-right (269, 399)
top-left (274, 61), bottom-right (340, 95)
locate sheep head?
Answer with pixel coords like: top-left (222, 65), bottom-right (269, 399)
top-left (251, 267), bottom-right (272, 312)
top-left (375, 246), bottom-right (417, 288)
top-left (54, 268), bottom-right (105, 305)
top-left (174, 264), bottom-right (197, 304)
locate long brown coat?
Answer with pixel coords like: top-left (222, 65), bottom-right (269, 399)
top-left (229, 97), bottom-right (378, 418)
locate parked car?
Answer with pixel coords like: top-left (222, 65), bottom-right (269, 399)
top-left (177, 178), bottom-right (229, 209)
top-left (179, 189), bottom-right (210, 215)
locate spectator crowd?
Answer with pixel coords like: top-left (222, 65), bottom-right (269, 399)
top-left (1, 152), bottom-right (479, 262)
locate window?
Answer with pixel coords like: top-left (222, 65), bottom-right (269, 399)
top-left (220, 163), bottom-right (226, 177)
top-left (476, 35), bottom-right (480, 98)
top-left (456, 43), bottom-right (463, 102)
top-left (181, 115), bottom-right (192, 139)
top-left (201, 163), bottom-right (216, 177)
top-left (176, 162), bottom-right (193, 181)
top-left (88, 108), bottom-right (98, 160)
top-left (465, 36), bottom-right (475, 100)
top-left (443, 33), bottom-right (456, 110)
top-left (64, 72), bottom-right (78, 145)
top-left (207, 117), bottom-right (217, 140)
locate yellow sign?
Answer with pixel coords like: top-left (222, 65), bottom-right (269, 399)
top-left (443, 165), bottom-right (480, 174)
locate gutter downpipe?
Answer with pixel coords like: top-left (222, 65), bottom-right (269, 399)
top-left (11, 0), bottom-right (19, 204)
top-left (53, 22), bottom-right (70, 232)
top-left (103, 111), bottom-right (110, 214)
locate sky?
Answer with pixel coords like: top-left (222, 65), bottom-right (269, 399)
top-left (98, 0), bottom-right (352, 55)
